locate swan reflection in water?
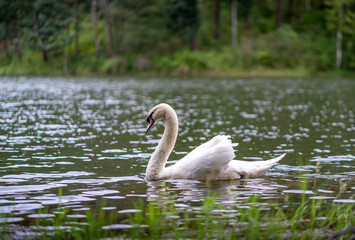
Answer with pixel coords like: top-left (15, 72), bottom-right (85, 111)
top-left (145, 178), bottom-right (285, 205)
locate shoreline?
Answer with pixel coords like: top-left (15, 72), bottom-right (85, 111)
top-left (1, 68), bottom-right (354, 79)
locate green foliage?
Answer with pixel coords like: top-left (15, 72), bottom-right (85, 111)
top-left (99, 57), bottom-right (125, 74)
top-left (0, 0), bottom-right (21, 41)
top-left (155, 25), bottom-right (337, 74)
top-left (325, 0), bottom-right (355, 69)
top-left (167, 0), bottom-right (199, 48)
top-left (21, 0), bottom-right (74, 61)
top-left (0, 190), bottom-right (354, 239)
top-left (129, 196), bottom-right (354, 239)
top-left (0, 50), bottom-right (63, 75)
top-left (110, 0), bottom-right (168, 54)
top-left (1, 0), bottom-right (355, 75)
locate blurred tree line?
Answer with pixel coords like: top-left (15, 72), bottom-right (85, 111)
top-left (0, 0), bottom-right (355, 75)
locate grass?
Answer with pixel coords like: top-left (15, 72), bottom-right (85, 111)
top-left (0, 51), bottom-right (310, 78)
top-left (128, 196), bottom-right (354, 239)
top-left (2, 51), bottom-right (354, 79)
top-left (0, 191), bottom-right (354, 239)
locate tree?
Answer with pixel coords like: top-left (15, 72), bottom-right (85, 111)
top-left (21, 0), bottom-right (74, 62)
top-left (0, 0), bottom-right (24, 59)
top-left (243, 0), bottom-right (253, 38)
top-left (336, 4), bottom-right (343, 69)
top-left (167, 0), bottom-right (199, 49)
top-left (91, 0), bottom-right (100, 56)
top-left (325, 0), bottom-right (355, 69)
top-left (213, 0), bottom-right (221, 40)
top-left (100, 0), bottom-right (113, 56)
top-left (305, 0), bottom-right (311, 11)
top-left (73, 0), bottom-right (87, 56)
top-left (275, 0), bottom-right (283, 28)
top-left (231, 0), bottom-right (238, 47)
top-left (110, 0), bottom-right (167, 54)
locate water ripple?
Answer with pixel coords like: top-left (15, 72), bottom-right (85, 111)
top-left (0, 77), bottom-right (354, 227)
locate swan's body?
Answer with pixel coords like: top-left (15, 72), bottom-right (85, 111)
top-left (145, 103), bottom-right (286, 180)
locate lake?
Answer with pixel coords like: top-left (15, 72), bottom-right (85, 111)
top-left (0, 76), bottom-right (354, 236)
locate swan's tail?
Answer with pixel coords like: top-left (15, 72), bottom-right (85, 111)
top-left (230, 153), bottom-right (286, 178)
top-left (263, 153), bottom-right (286, 166)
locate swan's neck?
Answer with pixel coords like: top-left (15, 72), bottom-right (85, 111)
top-left (146, 110), bottom-right (178, 180)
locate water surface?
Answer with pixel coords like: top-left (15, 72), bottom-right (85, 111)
top-left (0, 76), bottom-right (354, 232)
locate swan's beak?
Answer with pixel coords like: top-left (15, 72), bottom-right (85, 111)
top-left (146, 119), bottom-right (155, 133)
top-left (146, 111), bottom-right (155, 134)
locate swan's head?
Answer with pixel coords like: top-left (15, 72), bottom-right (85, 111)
top-left (145, 103), bottom-right (173, 133)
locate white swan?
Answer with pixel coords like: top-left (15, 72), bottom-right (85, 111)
top-left (145, 103), bottom-right (286, 180)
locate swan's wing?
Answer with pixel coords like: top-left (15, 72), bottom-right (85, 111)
top-left (162, 135), bottom-right (238, 179)
top-left (177, 135), bottom-right (236, 167)
top-left (228, 153), bottom-right (286, 178)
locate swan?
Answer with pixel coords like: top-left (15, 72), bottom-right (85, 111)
top-left (145, 103), bottom-right (286, 180)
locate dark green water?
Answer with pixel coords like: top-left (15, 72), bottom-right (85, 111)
top-left (0, 77), bottom-right (354, 232)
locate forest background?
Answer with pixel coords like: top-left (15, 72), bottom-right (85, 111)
top-left (0, 0), bottom-right (355, 77)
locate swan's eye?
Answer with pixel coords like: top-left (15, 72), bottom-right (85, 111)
top-left (146, 112), bottom-right (154, 122)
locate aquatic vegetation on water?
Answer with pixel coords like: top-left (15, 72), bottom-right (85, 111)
top-left (0, 194), bottom-right (354, 239)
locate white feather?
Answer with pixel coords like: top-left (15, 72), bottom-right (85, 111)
top-left (161, 135), bottom-right (236, 179)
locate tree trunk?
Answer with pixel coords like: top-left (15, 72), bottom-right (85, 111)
top-left (91, 0), bottom-right (100, 56)
top-left (267, 0), bottom-right (273, 8)
top-left (294, 0), bottom-right (302, 24)
top-left (74, 0), bottom-right (81, 55)
top-left (336, 4), bottom-right (343, 69)
top-left (275, 0), bottom-right (283, 28)
top-left (213, 0), bottom-right (221, 40)
top-left (231, 0), bottom-right (238, 48)
top-left (11, 17), bottom-right (21, 60)
top-left (75, 10), bottom-right (80, 55)
top-left (14, 33), bottom-right (22, 60)
top-left (100, 0), bottom-right (113, 56)
top-left (245, 10), bottom-right (252, 39)
top-left (305, 0), bottom-right (311, 12)
top-left (63, 46), bottom-right (68, 73)
top-left (191, 39), bottom-right (198, 51)
top-left (15, 9), bottom-right (22, 60)
top-left (336, 30), bottom-right (342, 69)
top-left (2, 40), bottom-right (9, 52)
top-left (287, 0), bottom-right (294, 23)
top-left (42, 50), bottom-right (49, 62)
top-left (63, 28), bottom-right (69, 73)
